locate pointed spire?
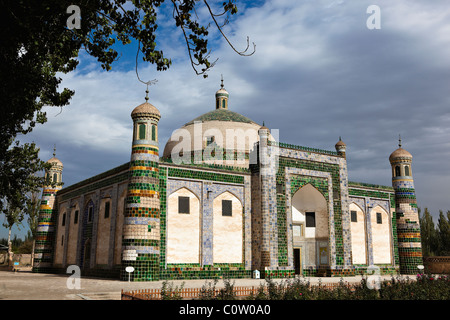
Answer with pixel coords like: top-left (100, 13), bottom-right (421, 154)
top-left (141, 79), bottom-right (157, 103)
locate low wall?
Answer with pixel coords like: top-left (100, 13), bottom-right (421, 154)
top-left (423, 256), bottom-right (450, 274)
top-left (0, 253), bottom-right (32, 267)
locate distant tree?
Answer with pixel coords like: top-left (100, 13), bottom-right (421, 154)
top-left (1, 142), bottom-right (50, 222)
top-left (24, 192), bottom-right (41, 264)
top-left (419, 208), bottom-right (439, 256)
top-left (437, 211), bottom-right (450, 255)
top-left (2, 205), bottom-right (23, 265)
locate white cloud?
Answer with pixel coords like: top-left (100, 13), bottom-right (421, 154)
top-left (19, 0), bottom-right (450, 224)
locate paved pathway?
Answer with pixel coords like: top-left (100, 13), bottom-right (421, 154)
top-left (0, 270), bottom-right (414, 300)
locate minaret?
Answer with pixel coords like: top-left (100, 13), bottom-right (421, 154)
top-left (121, 87), bottom-right (161, 281)
top-left (215, 75), bottom-right (229, 110)
top-left (257, 123), bottom-right (280, 277)
top-left (33, 146), bottom-right (63, 273)
top-left (389, 136), bottom-right (423, 274)
top-left (335, 137), bottom-right (346, 158)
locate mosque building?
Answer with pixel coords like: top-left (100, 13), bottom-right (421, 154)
top-left (33, 81), bottom-right (423, 281)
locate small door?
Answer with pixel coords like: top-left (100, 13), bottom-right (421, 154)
top-left (294, 248), bottom-right (302, 275)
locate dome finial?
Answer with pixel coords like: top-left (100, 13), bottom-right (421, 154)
top-left (220, 74), bottom-right (224, 89)
top-left (53, 144), bottom-right (56, 157)
top-left (142, 79), bottom-right (158, 102)
top-left (398, 134), bottom-right (402, 148)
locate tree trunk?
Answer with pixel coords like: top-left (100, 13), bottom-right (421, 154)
top-left (31, 239), bottom-right (35, 267)
top-left (7, 228), bottom-right (13, 267)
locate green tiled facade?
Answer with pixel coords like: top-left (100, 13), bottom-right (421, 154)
top-left (33, 88), bottom-right (422, 281)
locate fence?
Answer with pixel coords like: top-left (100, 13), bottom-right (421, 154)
top-left (121, 282), bottom-right (351, 300)
top-left (424, 256), bottom-right (450, 274)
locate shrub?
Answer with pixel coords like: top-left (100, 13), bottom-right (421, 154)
top-left (198, 278), bottom-right (237, 300)
top-left (160, 280), bottom-right (185, 300)
top-left (198, 279), bottom-right (219, 300)
top-left (159, 273), bottom-right (450, 300)
top-left (217, 278), bottom-right (237, 300)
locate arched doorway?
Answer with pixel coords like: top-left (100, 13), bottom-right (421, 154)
top-left (291, 184), bottom-right (329, 274)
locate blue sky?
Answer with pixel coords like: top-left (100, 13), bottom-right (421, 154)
top-left (2, 0), bottom-right (450, 239)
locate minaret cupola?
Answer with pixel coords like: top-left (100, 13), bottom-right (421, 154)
top-left (215, 76), bottom-right (229, 110)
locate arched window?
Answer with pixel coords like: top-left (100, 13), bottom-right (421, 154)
top-left (404, 165), bottom-right (410, 176)
top-left (152, 125), bottom-right (156, 141)
top-left (53, 173), bottom-right (58, 183)
top-left (395, 166), bottom-right (401, 177)
top-left (88, 206), bottom-right (93, 222)
top-left (138, 123), bottom-right (146, 140)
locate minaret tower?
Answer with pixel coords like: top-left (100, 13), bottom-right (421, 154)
top-left (335, 137), bottom-right (346, 158)
top-left (389, 136), bottom-right (423, 274)
top-left (215, 75), bottom-right (229, 110)
top-left (121, 86), bottom-right (161, 281)
top-left (33, 146), bottom-right (63, 273)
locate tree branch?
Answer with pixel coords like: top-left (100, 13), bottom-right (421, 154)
top-left (203, 0), bottom-right (255, 56)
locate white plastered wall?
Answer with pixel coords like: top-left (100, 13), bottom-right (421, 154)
top-left (349, 203), bottom-right (366, 265)
top-left (167, 188), bottom-right (200, 263)
top-left (371, 205), bottom-right (392, 264)
top-left (213, 191), bottom-right (243, 263)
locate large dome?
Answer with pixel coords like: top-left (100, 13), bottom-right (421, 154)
top-left (184, 108), bottom-right (257, 126)
top-left (163, 82), bottom-right (267, 168)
